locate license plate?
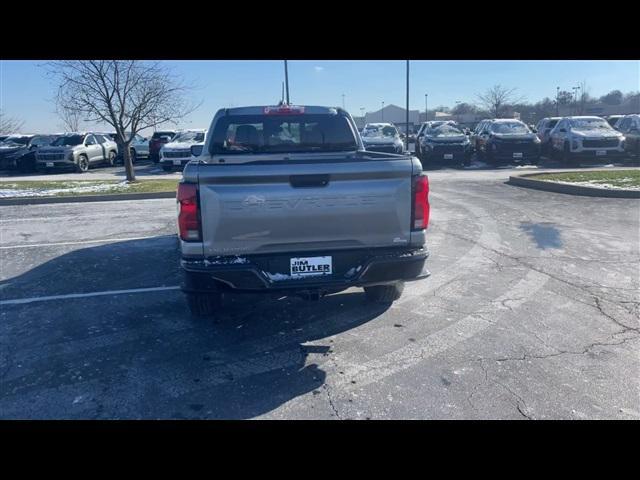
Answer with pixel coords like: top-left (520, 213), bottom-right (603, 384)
top-left (290, 256), bottom-right (332, 278)
top-left (46, 162), bottom-right (54, 167)
top-left (596, 150), bottom-right (607, 156)
top-left (513, 152), bottom-right (523, 158)
top-left (443, 153), bottom-right (453, 160)
top-left (173, 159), bottom-right (182, 165)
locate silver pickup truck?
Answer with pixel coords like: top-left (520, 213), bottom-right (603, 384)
top-left (176, 105), bottom-right (430, 316)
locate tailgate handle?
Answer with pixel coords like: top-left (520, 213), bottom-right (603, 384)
top-left (289, 174), bottom-right (330, 188)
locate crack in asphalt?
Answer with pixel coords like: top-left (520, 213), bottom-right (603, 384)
top-left (492, 377), bottom-right (534, 420)
top-left (492, 333), bottom-right (639, 363)
top-left (442, 229), bottom-right (639, 330)
top-left (323, 383), bottom-right (342, 420)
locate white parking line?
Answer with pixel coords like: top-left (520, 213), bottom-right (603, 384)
top-left (0, 235), bottom-right (172, 250)
top-left (0, 285), bottom-right (181, 306)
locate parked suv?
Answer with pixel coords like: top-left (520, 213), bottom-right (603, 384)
top-left (103, 132), bottom-right (150, 163)
top-left (417, 122), bottom-right (471, 167)
top-left (149, 130), bottom-right (177, 162)
top-left (549, 116), bottom-right (625, 165)
top-left (360, 123), bottom-right (405, 154)
top-left (0, 134), bottom-right (58, 172)
top-left (36, 133), bottom-right (118, 172)
top-left (614, 114), bottom-right (640, 160)
top-left (159, 129), bottom-right (207, 172)
top-left (177, 104), bottom-right (430, 317)
top-left (535, 117), bottom-right (561, 154)
top-left (478, 119), bottom-right (541, 165)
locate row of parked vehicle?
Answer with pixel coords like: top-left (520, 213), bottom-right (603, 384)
top-left (368, 113), bottom-right (638, 168)
top-left (0, 128), bottom-right (207, 174)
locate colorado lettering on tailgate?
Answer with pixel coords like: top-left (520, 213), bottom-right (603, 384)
top-left (224, 195), bottom-right (389, 211)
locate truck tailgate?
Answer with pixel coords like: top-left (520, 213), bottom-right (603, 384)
top-left (197, 157), bottom-right (415, 256)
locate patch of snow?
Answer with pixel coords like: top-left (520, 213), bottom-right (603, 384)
top-left (515, 164), bottom-right (539, 169)
top-left (547, 180), bottom-right (640, 191)
top-left (204, 256), bottom-right (249, 266)
top-left (264, 272), bottom-right (293, 281)
top-left (465, 160), bottom-right (488, 170)
top-left (0, 181), bottom-right (131, 198)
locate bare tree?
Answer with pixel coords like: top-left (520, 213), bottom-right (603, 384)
top-left (476, 85), bottom-right (525, 118)
top-left (56, 105), bottom-right (83, 132)
top-left (45, 61), bottom-right (200, 181)
top-left (0, 110), bottom-right (25, 134)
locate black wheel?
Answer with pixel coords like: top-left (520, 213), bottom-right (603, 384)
top-left (186, 292), bottom-right (221, 317)
top-left (76, 154), bottom-right (89, 173)
top-left (162, 164), bottom-right (173, 172)
top-left (364, 282), bottom-right (404, 304)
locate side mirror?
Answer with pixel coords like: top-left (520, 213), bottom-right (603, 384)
top-left (531, 128), bottom-right (537, 133)
top-left (190, 144), bottom-right (204, 157)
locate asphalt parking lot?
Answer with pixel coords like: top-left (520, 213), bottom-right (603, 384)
top-left (1, 164), bottom-right (639, 419)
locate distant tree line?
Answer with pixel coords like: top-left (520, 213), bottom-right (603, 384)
top-left (440, 85), bottom-right (640, 124)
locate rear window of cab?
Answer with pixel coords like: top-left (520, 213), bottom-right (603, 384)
top-left (209, 113), bottom-right (358, 154)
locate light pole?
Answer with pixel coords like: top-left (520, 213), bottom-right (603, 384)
top-left (405, 60), bottom-right (409, 152)
top-left (381, 101), bottom-right (385, 121)
top-left (556, 86), bottom-right (560, 116)
top-left (342, 94), bottom-right (345, 110)
top-left (425, 93), bottom-right (428, 122)
top-left (284, 60), bottom-right (290, 104)
top-left (360, 107), bottom-right (365, 127)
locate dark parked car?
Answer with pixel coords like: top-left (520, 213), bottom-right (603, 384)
top-left (416, 122), bottom-right (472, 168)
top-left (149, 130), bottom-right (176, 162)
top-left (0, 134), bottom-right (58, 172)
top-left (479, 119), bottom-right (541, 165)
top-left (615, 114), bottom-right (640, 161)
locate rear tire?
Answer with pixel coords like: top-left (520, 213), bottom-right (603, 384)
top-left (186, 292), bottom-right (222, 318)
top-left (364, 282), bottom-right (404, 303)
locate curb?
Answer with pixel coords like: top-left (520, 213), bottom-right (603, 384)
top-left (0, 190), bottom-right (177, 206)
top-left (507, 171), bottom-right (640, 199)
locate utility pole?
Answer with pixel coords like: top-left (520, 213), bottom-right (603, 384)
top-left (284, 60), bottom-right (290, 104)
top-left (556, 86), bottom-right (560, 116)
top-left (360, 107), bottom-right (365, 127)
top-left (405, 60), bottom-right (410, 152)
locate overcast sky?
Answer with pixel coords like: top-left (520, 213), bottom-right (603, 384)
top-left (2, 60), bottom-right (638, 134)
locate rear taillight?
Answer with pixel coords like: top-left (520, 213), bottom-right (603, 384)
top-left (177, 183), bottom-right (201, 241)
top-left (412, 175), bottom-right (430, 230)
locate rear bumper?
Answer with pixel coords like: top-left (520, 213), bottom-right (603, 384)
top-left (181, 247), bottom-right (429, 293)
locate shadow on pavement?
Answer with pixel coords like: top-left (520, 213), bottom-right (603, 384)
top-left (0, 236), bottom-right (390, 419)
